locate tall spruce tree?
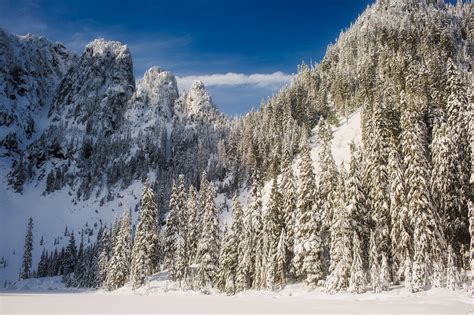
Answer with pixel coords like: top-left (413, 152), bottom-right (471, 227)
top-left (130, 181), bottom-right (160, 289)
top-left (348, 232), bottom-right (367, 293)
top-left (186, 185), bottom-right (199, 263)
top-left (164, 180), bottom-right (180, 279)
top-left (20, 217), bottom-right (33, 279)
top-left (401, 94), bottom-right (446, 292)
top-left (265, 175), bottom-right (283, 290)
top-left (196, 176), bottom-right (220, 293)
top-left (388, 145), bottom-right (412, 284)
top-left (326, 170), bottom-right (352, 293)
top-left (280, 148), bottom-right (297, 276)
top-left (106, 208), bottom-right (132, 290)
top-left (292, 136), bottom-right (318, 279)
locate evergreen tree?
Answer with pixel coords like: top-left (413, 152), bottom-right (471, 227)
top-left (292, 137), bottom-right (318, 280)
top-left (217, 198), bottom-right (243, 296)
top-left (265, 175), bottom-right (283, 290)
top-left (388, 145), bottom-right (412, 284)
top-left (63, 232), bottom-right (77, 286)
top-left (326, 171), bottom-right (352, 293)
top-left (275, 228), bottom-right (287, 289)
top-left (97, 229), bottom-right (111, 286)
top-left (347, 144), bottom-right (369, 247)
top-left (164, 180), bottom-right (180, 279)
top-left (401, 95), bottom-right (446, 291)
top-left (106, 208), bottom-right (132, 290)
top-left (446, 245), bottom-right (459, 290)
top-left (186, 185), bottom-right (199, 263)
top-left (445, 58), bottom-right (471, 254)
top-left (235, 179), bottom-right (256, 291)
top-left (279, 148), bottom-right (297, 276)
top-left (20, 217), bottom-right (33, 279)
top-left (196, 178), bottom-right (220, 293)
top-left (369, 231), bottom-right (381, 293)
top-left (249, 169), bottom-right (265, 289)
top-left (348, 232), bottom-right (367, 294)
top-left (130, 181), bottom-right (160, 289)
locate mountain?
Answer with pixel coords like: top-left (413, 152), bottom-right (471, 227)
top-left (0, 29), bottom-right (76, 155)
top-left (0, 0), bottom-right (472, 295)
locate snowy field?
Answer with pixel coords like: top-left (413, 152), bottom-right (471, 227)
top-left (1, 276), bottom-right (473, 315)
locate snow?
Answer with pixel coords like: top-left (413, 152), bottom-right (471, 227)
top-left (1, 275), bottom-right (472, 314)
top-left (0, 156), bottom-right (145, 283)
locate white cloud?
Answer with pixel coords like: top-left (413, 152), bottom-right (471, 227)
top-left (176, 72), bottom-right (293, 90)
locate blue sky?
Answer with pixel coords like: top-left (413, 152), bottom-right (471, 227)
top-left (0, 0), bottom-right (374, 115)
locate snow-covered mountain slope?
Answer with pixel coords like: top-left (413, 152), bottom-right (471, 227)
top-left (0, 29), bottom-right (76, 155)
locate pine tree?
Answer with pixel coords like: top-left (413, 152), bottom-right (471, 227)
top-left (388, 145), bottom-right (412, 284)
top-left (217, 198), bottom-right (243, 296)
top-left (326, 170), bottom-right (352, 293)
top-left (317, 119), bottom-right (338, 228)
top-left (292, 137), bottom-right (319, 280)
top-left (97, 229), bottom-right (111, 286)
top-left (186, 185), bottom-right (199, 263)
top-left (130, 181), bottom-right (160, 289)
top-left (445, 59), bottom-right (471, 254)
top-left (265, 175), bottom-right (283, 290)
top-left (249, 169), bottom-right (266, 289)
top-left (380, 253), bottom-right (390, 291)
top-left (346, 144), bottom-right (369, 266)
top-left (196, 178), bottom-right (220, 293)
top-left (63, 232), bottom-right (77, 286)
top-left (20, 217), bottom-right (33, 279)
top-left (401, 95), bottom-right (446, 291)
top-left (106, 208), bottom-right (132, 290)
top-left (279, 147), bottom-right (297, 277)
top-left (236, 183), bottom-right (256, 291)
top-left (164, 180), bottom-right (180, 279)
top-left (446, 245), bottom-right (459, 290)
top-left (348, 232), bottom-right (367, 294)
top-left (369, 231), bottom-right (381, 293)
top-left (174, 232), bottom-right (188, 287)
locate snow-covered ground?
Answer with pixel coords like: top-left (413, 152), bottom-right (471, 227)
top-left (1, 275), bottom-right (472, 314)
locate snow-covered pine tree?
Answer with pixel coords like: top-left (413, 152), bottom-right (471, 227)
top-left (164, 180), bottom-right (181, 279)
top-left (317, 119), bottom-right (338, 228)
top-left (369, 231), bottom-right (381, 293)
top-left (446, 245), bottom-right (459, 291)
top-left (130, 181), bottom-right (160, 289)
top-left (279, 147), bottom-right (297, 276)
top-left (292, 133), bottom-right (318, 280)
top-left (63, 232), bottom-right (77, 286)
top-left (401, 93), bottom-right (447, 291)
top-left (368, 101), bottom-right (392, 274)
top-left (97, 229), bottom-right (111, 286)
top-left (186, 185), bottom-right (199, 263)
top-left (20, 217), bottom-right (33, 279)
top-left (106, 207), bottom-right (132, 290)
top-left (348, 232), bottom-right (367, 294)
top-left (326, 169), bottom-right (352, 293)
top-left (236, 186), bottom-right (256, 291)
top-left (265, 175), bottom-right (283, 290)
top-left (380, 253), bottom-right (390, 291)
top-left (174, 232), bottom-right (188, 287)
top-left (196, 177), bottom-right (220, 293)
top-left (275, 228), bottom-right (287, 289)
top-left (431, 116), bottom-right (459, 249)
top-left (250, 169), bottom-right (266, 289)
top-left (346, 144), bottom-right (369, 270)
top-left (218, 197), bottom-right (243, 295)
top-left (445, 58), bottom-right (471, 253)
top-left (388, 144), bottom-right (411, 284)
